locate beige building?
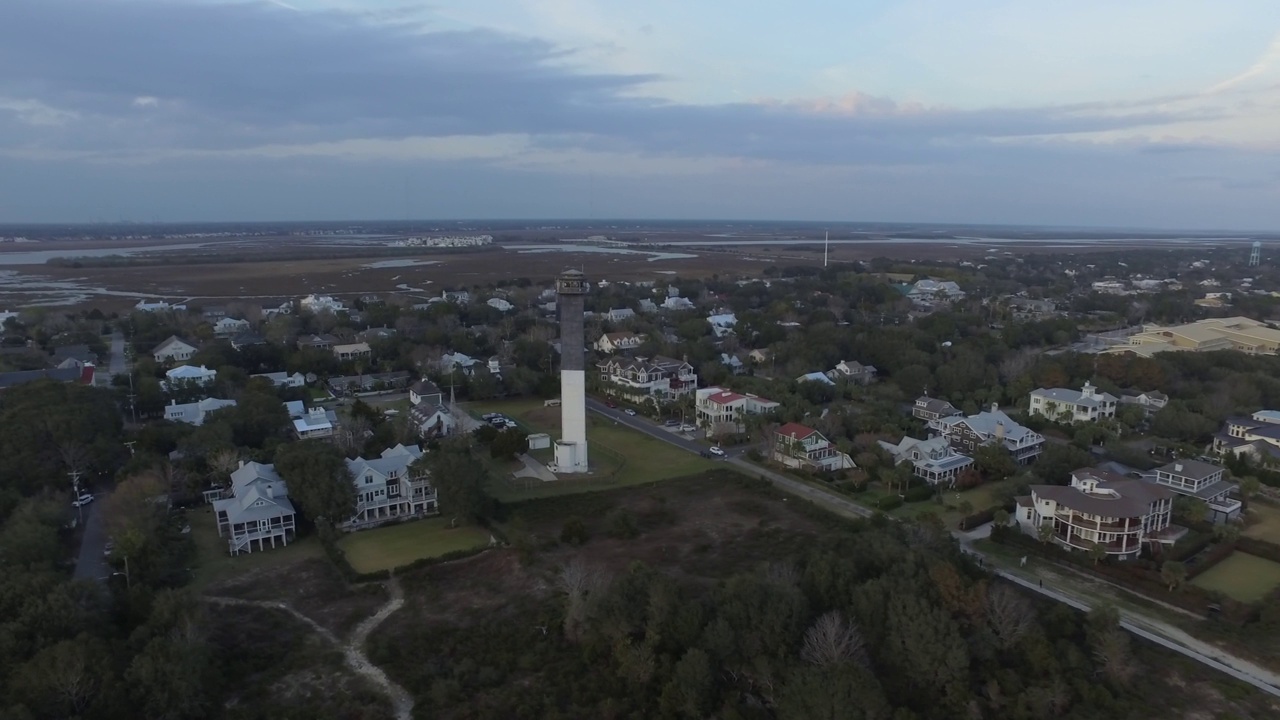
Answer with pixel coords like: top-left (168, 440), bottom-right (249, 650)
top-left (1103, 317), bottom-right (1280, 358)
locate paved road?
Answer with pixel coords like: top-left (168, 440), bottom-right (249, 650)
top-left (72, 494), bottom-right (112, 582)
top-left (107, 330), bottom-right (128, 379)
top-left (585, 399), bottom-right (1280, 698)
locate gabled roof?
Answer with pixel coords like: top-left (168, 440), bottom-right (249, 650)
top-left (0, 366), bottom-right (88, 389)
top-left (152, 335), bottom-right (195, 355)
top-left (346, 444), bottom-right (424, 482)
top-left (165, 364), bottom-right (215, 380)
top-left (776, 422), bottom-right (817, 440)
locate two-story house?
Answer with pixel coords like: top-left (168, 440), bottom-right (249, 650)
top-left (1118, 390), bottom-right (1168, 416)
top-left (152, 336), bottom-right (197, 364)
top-left (1149, 459), bottom-right (1241, 524)
top-left (300, 294), bottom-right (346, 314)
top-left (1213, 410), bottom-right (1280, 462)
top-left (162, 364), bottom-right (217, 391)
top-left (936, 405), bottom-right (1045, 464)
top-left (333, 342), bottom-right (372, 361)
top-left (252, 371), bottom-right (306, 389)
top-left (164, 397), bottom-right (237, 426)
top-left (342, 444), bottom-right (438, 530)
top-left (597, 355), bottom-right (698, 401)
top-left (695, 387), bottom-right (779, 437)
top-left (772, 423), bottom-right (856, 472)
top-left (213, 317), bottom-right (251, 337)
top-left (408, 380), bottom-right (455, 438)
top-left (1028, 382), bottom-right (1118, 423)
top-left (913, 396), bottom-right (963, 426)
top-left (595, 332), bottom-right (646, 354)
top-left (827, 360), bottom-right (878, 385)
top-left (1015, 468), bottom-right (1178, 561)
top-left (297, 334), bottom-right (337, 351)
top-left (212, 461), bottom-right (297, 556)
top-left (877, 436), bottom-right (974, 486)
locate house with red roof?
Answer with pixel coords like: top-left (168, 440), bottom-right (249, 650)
top-left (773, 422), bottom-right (855, 472)
top-left (695, 386), bottom-right (779, 438)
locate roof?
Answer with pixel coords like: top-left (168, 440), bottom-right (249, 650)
top-left (0, 366), bottom-right (87, 389)
top-left (914, 396), bottom-right (961, 415)
top-left (1030, 386), bottom-right (1118, 407)
top-left (1156, 459), bottom-right (1223, 481)
top-left (1032, 473), bottom-right (1174, 518)
top-left (166, 364), bottom-right (214, 379)
top-left (52, 344), bottom-right (97, 363)
top-left (776, 422), bottom-right (817, 440)
top-left (941, 409), bottom-right (1038, 444)
top-left (411, 379), bottom-right (443, 397)
top-left (705, 389), bottom-right (747, 405)
top-left (347, 444), bottom-right (425, 482)
top-left (797, 372), bottom-right (835, 385)
top-left (152, 335), bottom-right (194, 355)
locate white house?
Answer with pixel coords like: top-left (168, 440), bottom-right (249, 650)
top-left (342, 445), bottom-right (438, 530)
top-left (486, 298), bottom-right (514, 312)
top-left (595, 332), bottom-right (646, 354)
top-left (212, 461), bottom-right (296, 556)
top-left (607, 307), bottom-right (636, 322)
top-left (1118, 391), bottom-right (1168, 416)
top-left (877, 436), bottom-right (974, 486)
top-left (333, 342), bottom-right (372, 361)
top-left (213, 317), bottom-right (251, 337)
top-left (827, 360), bottom-right (878, 385)
top-left (1015, 468), bottom-right (1179, 561)
top-left (152, 336), bottom-right (198, 363)
top-left (908, 280), bottom-right (965, 302)
top-left (719, 353), bottom-right (745, 374)
top-left (662, 296), bottom-right (695, 311)
top-left (287, 404), bottom-right (339, 440)
top-left (695, 387), bottom-right (779, 437)
top-left (438, 352), bottom-right (480, 376)
top-left (773, 423), bottom-right (856, 472)
top-left (1028, 382), bottom-right (1118, 423)
top-left (164, 398), bottom-right (237, 426)
top-left (1149, 460), bottom-right (1241, 524)
top-left (163, 364), bottom-right (217, 390)
top-left (598, 355), bottom-right (698, 401)
top-left (135, 300), bottom-right (185, 313)
top-left (707, 312), bottom-right (737, 338)
top-left (300, 294), bottom-right (346, 314)
top-left (252, 371), bottom-right (306, 389)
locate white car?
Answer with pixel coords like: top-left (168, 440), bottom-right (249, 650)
top-left (72, 493), bottom-right (95, 508)
top-left (624, 409), bottom-right (637, 416)
top-left (680, 424), bottom-right (696, 432)
top-left (708, 446), bottom-right (726, 457)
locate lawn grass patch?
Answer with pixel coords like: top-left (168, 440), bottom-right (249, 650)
top-left (190, 505), bottom-right (323, 591)
top-left (1190, 551), bottom-right (1280, 603)
top-left (1242, 500), bottom-right (1280, 544)
top-left (336, 517), bottom-right (491, 574)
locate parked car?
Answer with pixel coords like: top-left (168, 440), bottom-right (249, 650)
top-left (482, 413), bottom-right (499, 420)
top-left (72, 493), bottom-right (95, 508)
top-left (680, 424), bottom-right (696, 432)
top-left (624, 408), bottom-right (637, 416)
top-left (708, 446), bottom-right (726, 457)
top-left (605, 400), bottom-right (617, 408)
top-left (103, 541), bottom-right (114, 557)
top-left (663, 419), bottom-right (679, 427)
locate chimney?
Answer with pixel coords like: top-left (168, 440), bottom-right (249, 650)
top-left (1174, 463), bottom-right (1183, 472)
top-left (170, 399), bottom-right (176, 406)
top-left (995, 421), bottom-right (1005, 441)
top-left (266, 484), bottom-right (274, 499)
top-left (238, 460), bottom-right (245, 469)
top-left (990, 402), bottom-right (999, 413)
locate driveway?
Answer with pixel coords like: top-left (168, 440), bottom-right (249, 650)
top-left (72, 493), bottom-right (112, 582)
top-left (104, 330), bottom-right (128, 384)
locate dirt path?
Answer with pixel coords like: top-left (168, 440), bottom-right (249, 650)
top-left (206, 575), bottom-right (413, 720)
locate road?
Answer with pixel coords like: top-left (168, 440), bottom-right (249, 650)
top-left (107, 330), bottom-right (128, 379)
top-left (584, 399), bottom-right (1280, 698)
top-left (72, 494), bottom-right (112, 582)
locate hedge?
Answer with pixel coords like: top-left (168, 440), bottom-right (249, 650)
top-left (1237, 536), bottom-right (1280, 564)
top-left (958, 508), bottom-right (996, 532)
top-left (903, 485), bottom-right (935, 503)
top-left (876, 496), bottom-right (903, 512)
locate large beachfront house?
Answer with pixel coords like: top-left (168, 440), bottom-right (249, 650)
top-left (212, 461), bottom-right (297, 556)
top-left (694, 386), bottom-right (779, 437)
top-left (772, 423), bottom-right (856, 473)
top-left (598, 355), bottom-right (698, 402)
top-left (878, 436), bottom-right (974, 487)
top-left (935, 405), bottom-right (1045, 464)
top-left (1015, 467), bottom-right (1179, 561)
top-left (1028, 381), bottom-right (1118, 423)
top-left (341, 445), bottom-right (438, 530)
top-left (1150, 460), bottom-right (1241, 524)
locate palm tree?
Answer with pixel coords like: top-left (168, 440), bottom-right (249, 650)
top-left (1088, 541), bottom-right (1107, 565)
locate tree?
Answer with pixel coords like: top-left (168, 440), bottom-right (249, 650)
top-left (558, 557), bottom-right (606, 642)
top-left (985, 585), bottom-right (1034, 649)
top-left (273, 441), bottom-right (355, 524)
top-left (973, 444), bottom-right (1016, 484)
top-left (1037, 522), bottom-right (1055, 544)
top-left (1173, 496), bottom-right (1208, 525)
top-left (207, 448), bottom-right (241, 477)
top-left (10, 635), bottom-right (109, 717)
top-left (105, 471), bottom-right (170, 560)
top-left (1088, 541), bottom-right (1107, 565)
top-left (1239, 475), bottom-right (1262, 500)
top-left (1160, 560), bottom-right (1187, 591)
top-left (993, 508), bottom-right (1010, 527)
top-left (799, 610), bottom-right (866, 667)
top-left (659, 648), bottom-right (714, 718)
top-left (1086, 605), bottom-right (1135, 687)
top-left (419, 439), bottom-right (494, 525)
top-left (490, 428), bottom-right (529, 460)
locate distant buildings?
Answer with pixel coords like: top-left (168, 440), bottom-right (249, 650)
top-left (135, 299), bottom-right (186, 313)
top-left (300, 294), bottom-right (346, 314)
top-left (1104, 317), bottom-right (1280, 358)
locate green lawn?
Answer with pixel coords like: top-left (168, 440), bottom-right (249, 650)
top-left (467, 399), bottom-right (717, 502)
top-left (1191, 551), bottom-right (1280, 603)
top-left (189, 505), bottom-right (323, 591)
top-left (886, 481), bottom-right (1011, 528)
top-left (336, 517), bottom-right (492, 574)
top-left (1243, 501), bottom-right (1280, 543)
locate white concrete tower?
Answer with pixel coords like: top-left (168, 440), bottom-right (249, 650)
top-left (554, 269), bottom-right (589, 473)
top-left (1250, 241), bottom-right (1261, 267)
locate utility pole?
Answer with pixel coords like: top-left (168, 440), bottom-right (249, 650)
top-left (69, 470), bottom-right (83, 524)
top-left (126, 370), bottom-right (138, 424)
top-left (124, 441), bottom-right (136, 457)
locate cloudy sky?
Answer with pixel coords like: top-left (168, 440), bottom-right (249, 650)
top-left (1, 0), bottom-right (1279, 228)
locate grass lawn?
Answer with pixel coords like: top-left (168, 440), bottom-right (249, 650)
top-left (1243, 500), bottom-right (1280, 543)
top-left (467, 399), bottom-right (717, 502)
top-left (336, 517), bottom-right (491, 574)
top-left (189, 505), bottom-right (323, 591)
top-left (885, 481), bottom-right (1011, 528)
top-left (1191, 551), bottom-right (1280, 603)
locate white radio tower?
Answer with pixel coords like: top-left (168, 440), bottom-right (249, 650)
top-left (824, 230), bottom-right (829, 268)
top-left (1250, 241), bottom-right (1261, 267)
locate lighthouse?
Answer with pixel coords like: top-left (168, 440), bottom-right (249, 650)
top-left (554, 269), bottom-right (589, 473)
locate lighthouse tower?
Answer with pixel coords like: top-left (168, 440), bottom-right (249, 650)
top-left (554, 269), bottom-right (589, 473)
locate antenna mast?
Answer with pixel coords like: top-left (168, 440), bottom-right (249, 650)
top-left (824, 231), bottom-right (829, 268)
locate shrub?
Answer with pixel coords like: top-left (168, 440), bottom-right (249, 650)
top-left (903, 485), bottom-right (935, 503)
top-left (745, 448), bottom-right (763, 462)
top-left (957, 508), bottom-right (996, 531)
top-left (605, 509), bottom-right (639, 540)
top-left (560, 517), bottom-right (590, 546)
top-left (876, 496), bottom-right (903, 512)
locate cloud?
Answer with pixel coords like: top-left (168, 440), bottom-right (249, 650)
top-left (1206, 31), bottom-right (1280, 94)
top-left (0, 97), bottom-right (78, 127)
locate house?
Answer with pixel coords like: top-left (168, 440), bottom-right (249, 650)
top-left (598, 355), bottom-right (698, 400)
top-left (230, 333), bottom-right (266, 351)
top-left (438, 352), bottom-right (480, 376)
top-left (163, 365), bottom-right (217, 390)
top-left (877, 436), bottom-right (973, 487)
top-left (719, 353), bottom-right (745, 374)
top-left (662, 296), bottom-right (695, 311)
top-left (1118, 390), bottom-right (1168, 415)
top-left (135, 300), bottom-right (185, 313)
top-left (201, 305), bottom-right (228, 320)
top-left (707, 312), bottom-right (737, 338)
top-left (913, 396), bottom-right (964, 425)
top-left (1015, 468), bottom-right (1179, 561)
top-left (213, 317), bottom-right (251, 337)
top-left (695, 387), bottom-right (779, 437)
top-left (1103, 317), bottom-right (1280, 358)
top-left (638, 299), bottom-right (658, 314)
top-left (1213, 411), bottom-right (1280, 461)
top-left (827, 360), bottom-right (878, 385)
top-left (796, 371), bottom-right (835, 386)
top-left (252, 371), bottom-right (306, 389)
top-left (772, 423), bottom-right (856, 472)
top-left (410, 379), bottom-right (445, 406)
top-left (595, 332), bottom-right (646, 354)
top-left (0, 365), bottom-right (95, 392)
top-left (164, 397), bottom-right (237, 426)
top-left (51, 344), bottom-right (98, 369)
top-left (907, 279), bottom-right (965, 302)
top-left (747, 348), bottom-right (772, 365)
top-left (213, 461), bottom-right (296, 555)
top-left (300, 294), bottom-right (346, 314)
top-left (1007, 297), bottom-right (1057, 320)
top-left (486, 298), bottom-right (514, 312)
top-left (442, 290), bottom-right (471, 304)
top-left (262, 301), bottom-right (293, 317)
top-left (297, 334), bottom-right (337, 351)
top-left (1028, 381), bottom-right (1118, 423)
top-left (606, 307), bottom-right (636, 322)
top-left (357, 326), bottom-right (397, 343)
top-left (333, 342), bottom-right (372, 361)
top-left (327, 371), bottom-right (411, 396)
top-left (1149, 460), bottom-right (1241, 524)
top-left (152, 336), bottom-right (197, 363)
top-left (290, 405), bottom-right (339, 440)
top-left (342, 445), bottom-right (438, 530)
top-left (936, 405), bottom-right (1045, 464)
